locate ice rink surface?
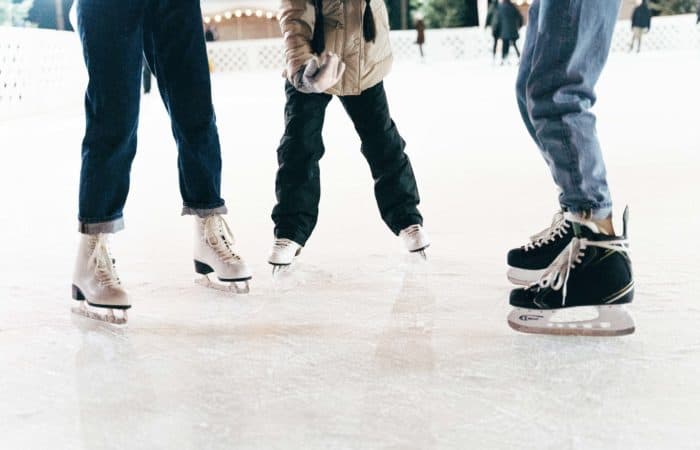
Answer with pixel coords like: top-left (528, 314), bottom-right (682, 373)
top-left (1, 51), bottom-right (699, 449)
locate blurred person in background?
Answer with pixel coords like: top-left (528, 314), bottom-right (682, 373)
top-left (142, 56), bottom-right (152, 94)
top-left (485, 0), bottom-right (501, 62)
top-left (414, 12), bottom-right (426, 59)
top-left (630, 0), bottom-right (651, 53)
top-left (497, 0), bottom-right (523, 65)
top-left (205, 24), bottom-right (218, 42)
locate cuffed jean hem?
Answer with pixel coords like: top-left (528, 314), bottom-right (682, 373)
top-left (564, 204), bottom-right (613, 222)
top-left (78, 217), bottom-right (125, 234)
top-left (181, 204), bottom-right (228, 218)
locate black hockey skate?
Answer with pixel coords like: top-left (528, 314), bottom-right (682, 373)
top-left (508, 208), bottom-right (635, 336)
top-left (507, 211), bottom-right (601, 286)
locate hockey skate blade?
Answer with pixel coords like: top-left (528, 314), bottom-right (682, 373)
top-left (507, 305), bottom-right (635, 337)
top-left (195, 274), bottom-right (250, 294)
top-left (71, 301), bottom-right (128, 326)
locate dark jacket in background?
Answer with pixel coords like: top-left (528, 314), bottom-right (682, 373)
top-left (496, 1), bottom-right (523, 41)
top-left (632, 3), bottom-right (651, 29)
top-left (485, 2), bottom-right (499, 34)
top-left (415, 19), bottom-right (426, 45)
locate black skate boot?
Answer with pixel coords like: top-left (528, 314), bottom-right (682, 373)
top-left (507, 208), bottom-right (634, 336)
top-left (507, 211), bottom-right (601, 286)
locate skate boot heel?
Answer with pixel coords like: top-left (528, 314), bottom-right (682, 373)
top-left (194, 260), bottom-right (215, 276)
top-left (72, 284), bottom-right (86, 301)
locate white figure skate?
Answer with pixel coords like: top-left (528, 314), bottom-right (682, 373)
top-left (194, 215), bottom-right (252, 294)
top-left (400, 224), bottom-right (430, 259)
top-left (268, 238), bottom-right (302, 275)
top-left (71, 234), bottom-right (130, 325)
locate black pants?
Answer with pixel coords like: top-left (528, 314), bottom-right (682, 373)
top-left (502, 39), bottom-right (521, 59)
top-left (272, 81), bottom-right (423, 246)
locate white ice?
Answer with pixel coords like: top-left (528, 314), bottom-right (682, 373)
top-left (1, 51), bottom-right (699, 449)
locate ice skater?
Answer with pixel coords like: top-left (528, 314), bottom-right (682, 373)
top-left (72, 0), bottom-right (252, 324)
top-left (268, 0), bottom-right (429, 272)
top-left (496, 0), bottom-right (523, 65)
top-left (506, 0), bottom-right (635, 336)
top-left (630, 0), bottom-right (651, 53)
top-left (485, 0), bottom-right (501, 63)
top-left (414, 12), bottom-right (426, 59)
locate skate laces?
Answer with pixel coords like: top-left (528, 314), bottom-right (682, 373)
top-left (90, 235), bottom-right (121, 288)
top-left (203, 216), bottom-right (242, 263)
top-left (401, 224), bottom-right (422, 239)
top-left (535, 237), bottom-right (629, 306)
top-left (273, 238), bottom-right (296, 250)
top-left (523, 212), bottom-right (569, 251)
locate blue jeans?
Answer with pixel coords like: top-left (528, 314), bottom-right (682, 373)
top-left (516, 0), bottom-right (621, 220)
top-left (76, 0), bottom-right (226, 234)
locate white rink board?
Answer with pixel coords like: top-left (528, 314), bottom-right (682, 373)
top-left (1, 14), bottom-right (698, 118)
top-left (1, 33), bottom-right (700, 450)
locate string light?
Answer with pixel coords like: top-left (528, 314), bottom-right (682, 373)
top-left (202, 9), bottom-right (280, 23)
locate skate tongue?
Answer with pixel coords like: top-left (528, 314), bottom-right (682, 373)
top-left (563, 212), bottom-right (599, 234)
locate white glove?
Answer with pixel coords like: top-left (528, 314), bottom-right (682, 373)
top-left (292, 52), bottom-right (346, 94)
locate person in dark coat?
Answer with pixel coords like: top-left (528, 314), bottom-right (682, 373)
top-left (630, 0), bottom-right (651, 53)
top-left (497, 0), bottom-right (523, 63)
top-left (414, 13), bottom-right (426, 58)
top-left (485, 0), bottom-right (500, 61)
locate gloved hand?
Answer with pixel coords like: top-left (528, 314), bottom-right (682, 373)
top-left (291, 52), bottom-right (346, 94)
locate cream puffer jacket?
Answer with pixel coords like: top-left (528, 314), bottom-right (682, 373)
top-left (279, 0), bottom-right (393, 96)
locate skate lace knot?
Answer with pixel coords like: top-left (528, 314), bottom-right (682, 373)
top-left (90, 235), bottom-right (121, 288)
top-left (204, 216), bottom-right (243, 264)
top-left (534, 237), bottom-right (629, 306)
top-left (523, 212), bottom-right (569, 252)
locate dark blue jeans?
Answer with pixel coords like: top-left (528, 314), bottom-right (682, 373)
top-left (76, 0), bottom-right (226, 234)
top-left (516, 0), bottom-right (620, 220)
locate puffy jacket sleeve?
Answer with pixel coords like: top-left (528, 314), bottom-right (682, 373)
top-left (279, 0), bottom-right (316, 80)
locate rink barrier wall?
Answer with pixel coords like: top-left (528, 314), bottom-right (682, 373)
top-left (1, 14), bottom-right (698, 119)
top-left (207, 14), bottom-right (700, 71)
